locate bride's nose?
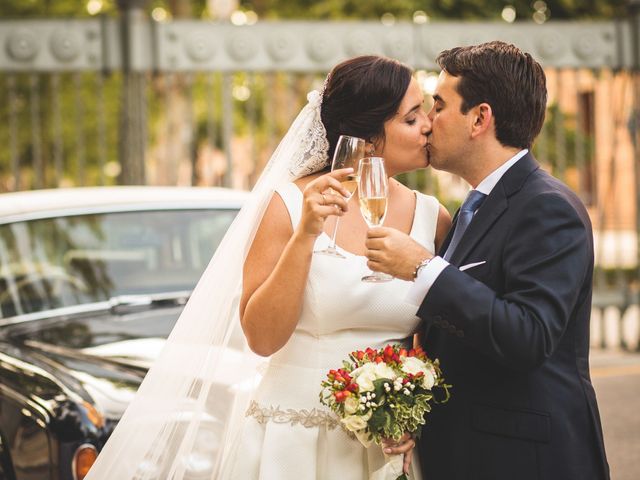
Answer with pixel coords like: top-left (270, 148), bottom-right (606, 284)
top-left (420, 109), bottom-right (432, 133)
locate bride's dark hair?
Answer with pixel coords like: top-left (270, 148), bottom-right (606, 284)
top-left (321, 55), bottom-right (413, 161)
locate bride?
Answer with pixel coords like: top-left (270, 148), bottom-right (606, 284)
top-left (86, 55), bottom-right (450, 480)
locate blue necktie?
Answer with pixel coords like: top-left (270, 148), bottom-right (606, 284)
top-left (443, 190), bottom-right (487, 261)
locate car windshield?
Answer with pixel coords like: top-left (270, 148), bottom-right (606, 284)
top-left (0, 208), bottom-right (237, 319)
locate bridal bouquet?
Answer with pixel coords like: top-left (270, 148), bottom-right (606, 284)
top-left (319, 344), bottom-right (450, 480)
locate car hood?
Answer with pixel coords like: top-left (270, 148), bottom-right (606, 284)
top-left (2, 307), bottom-right (182, 419)
top-left (2, 305), bottom-right (260, 421)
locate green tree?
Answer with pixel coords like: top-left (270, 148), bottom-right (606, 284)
top-left (0, 0), bottom-right (631, 191)
top-left (0, 0), bottom-right (630, 19)
top-left (242, 0), bottom-right (627, 20)
top-left (0, 0), bottom-right (116, 18)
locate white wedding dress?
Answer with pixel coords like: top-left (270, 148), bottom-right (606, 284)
top-left (219, 182), bottom-right (440, 479)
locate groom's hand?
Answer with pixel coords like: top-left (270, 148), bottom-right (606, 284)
top-left (365, 227), bottom-right (433, 281)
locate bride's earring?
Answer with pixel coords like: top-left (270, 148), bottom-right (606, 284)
top-left (367, 143), bottom-right (375, 156)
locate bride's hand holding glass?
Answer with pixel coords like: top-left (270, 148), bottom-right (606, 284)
top-left (315, 135), bottom-right (366, 257)
top-left (297, 168), bottom-right (352, 239)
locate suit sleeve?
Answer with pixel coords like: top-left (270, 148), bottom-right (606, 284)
top-left (416, 192), bottom-right (592, 371)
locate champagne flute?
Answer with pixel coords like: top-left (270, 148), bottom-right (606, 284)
top-left (314, 135), bottom-right (365, 258)
top-left (358, 157), bottom-right (393, 282)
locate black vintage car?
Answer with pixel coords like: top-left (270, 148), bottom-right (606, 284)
top-left (0, 186), bottom-right (246, 480)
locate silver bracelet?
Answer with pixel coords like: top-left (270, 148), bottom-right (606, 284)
top-left (412, 257), bottom-right (433, 280)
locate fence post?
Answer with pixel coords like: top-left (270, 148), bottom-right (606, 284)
top-left (630, 0), bottom-right (640, 349)
top-left (116, 0), bottom-right (148, 185)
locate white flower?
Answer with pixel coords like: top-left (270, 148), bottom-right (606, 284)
top-left (341, 414), bottom-right (368, 432)
top-left (422, 367), bottom-right (436, 390)
top-left (344, 395), bottom-right (360, 415)
top-left (351, 363), bottom-right (377, 392)
top-left (401, 356), bottom-right (429, 377)
top-left (341, 410), bottom-right (372, 433)
top-left (351, 361), bottom-right (397, 392)
top-left (374, 362), bottom-right (397, 381)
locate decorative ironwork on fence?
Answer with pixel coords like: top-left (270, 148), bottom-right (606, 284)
top-left (1, 6), bottom-right (640, 350)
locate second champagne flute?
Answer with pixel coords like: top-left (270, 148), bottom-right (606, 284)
top-left (314, 135), bottom-right (365, 258)
top-left (358, 157), bottom-right (393, 282)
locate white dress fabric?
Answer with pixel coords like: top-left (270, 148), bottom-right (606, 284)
top-left (219, 183), bottom-right (440, 480)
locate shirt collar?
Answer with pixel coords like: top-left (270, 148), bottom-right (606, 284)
top-left (475, 149), bottom-right (528, 196)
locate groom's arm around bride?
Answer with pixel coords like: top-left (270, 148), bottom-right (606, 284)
top-left (366, 41), bottom-right (610, 480)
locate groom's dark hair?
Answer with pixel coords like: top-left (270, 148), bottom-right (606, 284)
top-left (321, 55), bottom-right (413, 162)
top-left (436, 41), bottom-right (547, 149)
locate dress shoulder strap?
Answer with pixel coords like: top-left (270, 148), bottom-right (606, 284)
top-left (274, 182), bottom-right (304, 228)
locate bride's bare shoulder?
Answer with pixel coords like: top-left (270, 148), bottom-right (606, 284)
top-left (256, 171), bottom-right (325, 232)
top-left (390, 178), bottom-right (417, 204)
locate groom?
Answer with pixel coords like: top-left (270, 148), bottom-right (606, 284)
top-left (366, 41), bottom-right (609, 479)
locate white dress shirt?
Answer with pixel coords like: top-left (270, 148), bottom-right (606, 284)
top-left (406, 149), bottom-right (529, 306)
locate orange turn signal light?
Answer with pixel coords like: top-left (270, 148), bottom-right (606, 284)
top-left (73, 444), bottom-right (98, 480)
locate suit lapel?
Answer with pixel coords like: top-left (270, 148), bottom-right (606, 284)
top-left (447, 152), bottom-right (540, 266)
top-left (449, 188), bottom-right (507, 265)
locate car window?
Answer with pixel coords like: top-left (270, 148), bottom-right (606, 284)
top-left (0, 208), bottom-right (237, 319)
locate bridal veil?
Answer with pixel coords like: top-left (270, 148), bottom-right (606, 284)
top-left (85, 86), bottom-right (329, 479)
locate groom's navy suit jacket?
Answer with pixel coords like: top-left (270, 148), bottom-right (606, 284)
top-left (417, 153), bottom-right (609, 480)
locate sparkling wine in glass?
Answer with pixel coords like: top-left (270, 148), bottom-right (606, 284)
top-left (314, 135), bottom-right (365, 258)
top-left (358, 157), bottom-right (393, 282)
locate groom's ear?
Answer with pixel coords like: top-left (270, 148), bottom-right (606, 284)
top-left (470, 103), bottom-right (493, 139)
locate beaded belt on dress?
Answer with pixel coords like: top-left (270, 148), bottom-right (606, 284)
top-left (245, 400), bottom-right (341, 429)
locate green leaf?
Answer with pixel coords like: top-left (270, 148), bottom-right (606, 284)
top-left (373, 377), bottom-right (391, 400)
top-left (368, 406), bottom-right (390, 433)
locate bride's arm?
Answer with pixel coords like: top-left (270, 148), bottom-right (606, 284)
top-left (240, 194), bottom-right (313, 356)
top-left (240, 170), bottom-right (351, 357)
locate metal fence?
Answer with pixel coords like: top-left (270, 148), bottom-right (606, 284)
top-left (1, 6), bottom-right (640, 350)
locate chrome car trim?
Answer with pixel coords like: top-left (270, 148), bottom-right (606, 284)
top-left (0, 302), bottom-right (113, 327)
top-left (22, 339), bottom-right (156, 371)
top-left (0, 383), bottom-right (51, 423)
top-left (0, 201), bottom-right (243, 225)
top-left (0, 290), bottom-right (193, 326)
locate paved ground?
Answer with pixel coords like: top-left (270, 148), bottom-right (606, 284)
top-left (590, 349), bottom-right (640, 480)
